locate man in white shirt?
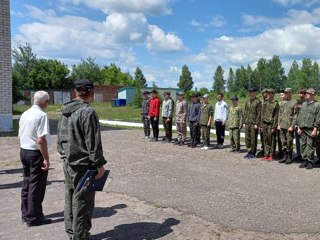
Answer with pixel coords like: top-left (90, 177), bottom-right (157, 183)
top-left (214, 93), bottom-right (229, 148)
top-left (19, 90), bottom-right (52, 227)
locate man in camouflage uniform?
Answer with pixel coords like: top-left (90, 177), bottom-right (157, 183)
top-left (141, 91), bottom-right (150, 139)
top-left (276, 90), bottom-right (285, 159)
top-left (199, 94), bottom-right (213, 150)
top-left (161, 91), bottom-right (174, 143)
top-left (175, 91), bottom-right (188, 146)
top-left (188, 94), bottom-right (201, 148)
top-left (243, 87), bottom-right (262, 159)
top-left (261, 89), bottom-right (279, 161)
top-left (296, 88), bottom-right (320, 169)
top-left (278, 88), bottom-right (296, 164)
top-left (293, 88), bottom-right (306, 161)
top-left (57, 79), bottom-right (107, 240)
top-left (256, 88), bottom-right (268, 157)
top-left (227, 96), bottom-right (243, 152)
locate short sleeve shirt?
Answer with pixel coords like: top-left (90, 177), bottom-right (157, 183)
top-left (19, 105), bottom-right (50, 150)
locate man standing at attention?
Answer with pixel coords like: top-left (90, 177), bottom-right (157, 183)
top-left (243, 87), bottom-right (262, 159)
top-left (214, 93), bottom-right (228, 148)
top-left (261, 89), bottom-right (279, 161)
top-left (57, 79), bottom-right (107, 240)
top-left (256, 88), bottom-right (268, 158)
top-left (19, 91), bottom-right (52, 227)
top-left (278, 88), bottom-right (296, 164)
top-left (188, 94), bottom-right (201, 148)
top-left (293, 88), bottom-right (306, 162)
top-left (161, 91), bottom-right (174, 143)
top-left (296, 88), bottom-right (320, 169)
top-left (148, 90), bottom-right (161, 142)
top-left (175, 91), bottom-right (188, 146)
top-left (141, 91), bottom-right (150, 139)
top-left (227, 96), bottom-right (243, 153)
top-left (199, 94), bottom-right (214, 150)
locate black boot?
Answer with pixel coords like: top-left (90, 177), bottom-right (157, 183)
top-left (293, 154), bottom-right (302, 162)
top-left (279, 152), bottom-right (288, 163)
top-left (285, 151), bottom-right (293, 164)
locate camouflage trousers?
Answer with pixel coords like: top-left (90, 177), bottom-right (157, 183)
top-left (279, 128), bottom-right (294, 153)
top-left (230, 128), bottom-right (240, 151)
top-left (245, 124), bottom-right (258, 155)
top-left (276, 129), bottom-right (283, 153)
top-left (189, 122), bottom-right (200, 145)
top-left (176, 121), bottom-right (187, 142)
top-left (142, 115), bottom-right (150, 137)
top-left (300, 128), bottom-right (316, 162)
top-left (201, 125), bottom-right (211, 147)
top-left (294, 127), bottom-right (301, 155)
top-left (262, 123), bottom-right (276, 157)
top-left (63, 161), bottom-right (95, 240)
top-left (162, 117), bottom-right (173, 140)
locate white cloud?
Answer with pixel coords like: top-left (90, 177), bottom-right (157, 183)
top-left (190, 15), bottom-right (227, 32)
top-left (273, 0), bottom-right (320, 7)
top-left (146, 25), bottom-right (185, 52)
top-left (66, 0), bottom-right (172, 15)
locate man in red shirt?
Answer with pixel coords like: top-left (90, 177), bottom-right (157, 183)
top-left (148, 90), bottom-right (161, 141)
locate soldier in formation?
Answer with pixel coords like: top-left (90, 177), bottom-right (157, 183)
top-left (161, 91), bottom-right (174, 143)
top-left (175, 91), bottom-right (188, 146)
top-left (199, 94), bottom-right (213, 150)
top-left (227, 96), bottom-right (243, 153)
top-left (141, 91), bottom-right (150, 139)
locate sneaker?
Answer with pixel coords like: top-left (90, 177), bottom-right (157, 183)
top-left (179, 141), bottom-right (185, 146)
top-left (244, 153), bottom-right (250, 159)
top-left (200, 146), bottom-right (205, 150)
top-left (150, 137), bottom-right (158, 142)
top-left (261, 156), bottom-right (268, 161)
top-left (230, 149), bottom-right (236, 152)
top-left (144, 136), bottom-right (149, 140)
top-left (266, 156), bottom-right (273, 161)
top-left (203, 146), bottom-right (209, 150)
top-left (306, 162), bottom-right (313, 169)
top-left (247, 153), bottom-right (256, 159)
top-left (27, 218), bottom-right (52, 227)
top-left (173, 141), bottom-right (180, 145)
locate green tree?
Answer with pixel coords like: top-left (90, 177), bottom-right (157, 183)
top-left (27, 59), bottom-right (71, 89)
top-left (255, 58), bottom-right (268, 91)
top-left (177, 65), bottom-right (193, 93)
top-left (12, 70), bottom-right (25, 103)
top-left (300, 58), bottom-right (313, 89)
top-left (246, 65), bottom-right (253, 88)
top-left (226, 68), bottom-right (235, 93)
top-left (213, 65), bottom-right (225, 93)
top-left (267, 55), bottom-right (285, 92)
top-left (71, 57), bottom-right (103, 84)
top-left (101, 63), bottom-right (134, 86)
top-left (286, 60), bottom-right (300, 91)
top-left (12, 42), bottom-right (37, 89)
top-left (134, 67), bottom-right (147, 88)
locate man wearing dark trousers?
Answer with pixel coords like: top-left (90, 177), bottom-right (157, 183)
top-left (19, 90), bottom-right (52, 227)
top-left (214, 93), bottom-right (229, 148)
top-left (148, 90), bottom-right (161, 142)
top-left (188, 94), bottom-right (201, 148)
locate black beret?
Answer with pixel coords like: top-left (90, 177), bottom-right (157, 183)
top-left (75, 79), bottom-right (94, 92)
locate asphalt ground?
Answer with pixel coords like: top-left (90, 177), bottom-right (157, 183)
top-left (1, 125), bottom-right (320, 240)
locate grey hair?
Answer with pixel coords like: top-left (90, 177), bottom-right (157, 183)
top-left (33, 91), bottom-right (49, 105)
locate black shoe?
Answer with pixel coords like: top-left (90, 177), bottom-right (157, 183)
top-left (306, 162), bottom-right (313, 169)
top-left (299, 160), bottom-right (308, 168)
top-left (255, 150), bottom-right (264, 158)
top-left (230, 149), bottom-right (236, 152)
top-left (279, 154), bottom-right (288, 163)
top-left (162, 137), bottom-right (166, 141)
top-left (173, 141), bottom-right (180, 145)
top-left (294, 155), bottom-right (302, 161)
top-left (27, 218), bottom-right (52, 227)
top-left (150, 137), bottom-right (158, 142)
top-left (285, 154), bottom-right (293, 165)
top-left (179, 141), bottom-right (184, 146)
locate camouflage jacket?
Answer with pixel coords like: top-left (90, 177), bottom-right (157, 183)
top-left (261, 99), bottom-right (279, 128)
top-left (57, 99), bottom-right (107, 168)
top-left (176, 99), bottom-right (188, 123)
top-left (243, 97), bottom-right (261, 125)
top-left (161, 98), bottom-right (174, 118)
top-left (141, 98), bottom-right (150, 115)
top-left (227, 105), bottom-right (243, 129)
top-left (293, 98), bottom-right (306, 125)
top-left (199, 103), bottom-right (213, 125)
top-left (278, 100), bottom-right (296, 129)
top-left (296, 101), bottom-right (320, 129)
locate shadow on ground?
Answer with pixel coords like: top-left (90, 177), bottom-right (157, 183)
top-left (46, 204), bottom-right (128, 224)
top-left (92, 218), bottom-right (180, 240)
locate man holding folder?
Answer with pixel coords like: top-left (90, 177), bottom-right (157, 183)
top-left (57, 79), bottom-right (107, 240)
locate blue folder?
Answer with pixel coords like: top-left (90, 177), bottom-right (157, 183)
top-left (75, 169), bottom-right (110, 193)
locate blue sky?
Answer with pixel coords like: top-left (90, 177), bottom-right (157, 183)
top-left (10, 0), bottom-right (320, 89)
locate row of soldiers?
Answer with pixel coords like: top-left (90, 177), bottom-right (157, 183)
top-left (141, 87), bottom-right (320, 170)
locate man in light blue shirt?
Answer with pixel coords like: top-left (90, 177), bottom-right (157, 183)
top-left (214, 93), bottom-right (229, 148)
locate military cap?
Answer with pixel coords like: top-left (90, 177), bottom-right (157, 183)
top-left (196, 93), bottom-right (201, 97)
top-left (177, 91), bottom-right (185, 95)
top-left (230, 96), bottom-right (238, 101)
top-left (284, 88), bottom-right (293, 93)
top-left (75, 79), bottom-right (94, 92)
top-left (151, 89), bottom-right (158, 94)
top-left (299, 88), bottom-right (306, 94)
top-left (142, 91), bottom-right (149, 95)
top-left (191, 93), bottom-right (198, 98)
top-left (267, 88), bottom-right (275, 93)
top-left (163, 91), bottom-right (170, 95)
top-left (261, 88), bottom-right (268, 93)
top-left (203, 94), bottom-right (209, 98)
top-left (248, 87), bottom-right (257, 92)
top-left (306, 88), bottom-right (316, 95)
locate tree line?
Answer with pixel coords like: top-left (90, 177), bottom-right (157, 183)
top-left (12, 43), bottom-right (320, 105)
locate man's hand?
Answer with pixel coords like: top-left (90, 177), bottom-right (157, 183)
top-left (243, 124), bottom-right (246, 128)
top-left (254, 125), bottom-right (258, 129)
top-left (297, 127), bottom-right (302, 135)
top-left (95, 166), bottom-right (106, 179)
top-left (277, 126), bottom-right (281, 130)
top-left (41, 159), bottom-right (50, 171)
top-left (288, 127), bottom-right (293, 132)
top-left (154, 117), bottom-right (157, 121)
top-left (311, 129), bottom-right (317, 138)
top-left (166, 118), bottom-right (171, 122)
top-left (271, 128), bottom-right (275, 133)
